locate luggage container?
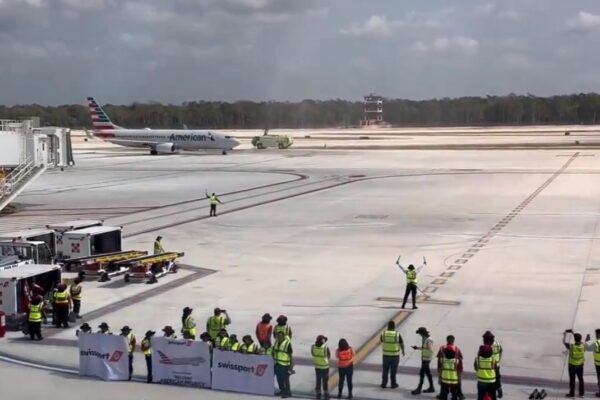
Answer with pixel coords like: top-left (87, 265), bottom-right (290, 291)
top-left (47, 220), bottom-right (104, 258)
top-left (0, 263), bottom-right (61, 330)
top-left (59, 226), bottom-right (122, 260)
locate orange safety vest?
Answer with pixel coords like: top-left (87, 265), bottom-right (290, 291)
top-left (337, 348), bottom-right (354, 368)
top-left (256, 323), bottom-right (272, 343)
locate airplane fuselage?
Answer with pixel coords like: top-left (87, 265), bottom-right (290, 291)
top-left (95, 129), bottom-right (240, 151)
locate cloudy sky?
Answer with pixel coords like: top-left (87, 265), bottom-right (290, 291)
top-left (1, 0), bottom-right (600, 105)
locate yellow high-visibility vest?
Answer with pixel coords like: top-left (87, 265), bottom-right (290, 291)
top-left (70, 284), bottom-right (82, 300)
top-left (208, 315), bottom-right (226, 339)
top-left (275, 324), bottom-right (291, 339)
top-left (381, 331), bottom-right (401, 356)
top-left (594, 340), bottom-right (600, 366)
top-left (141, 338), bottom-right (152, 356)
top-left (421, 337), bottom-right (434, 361)
top-left (492, 340), bottom-right (502, 364)
top-left (406, 270), bottom-right (417, 284)
top-left (183, 316), bottom-right (196, 338)
top-left (54, 290), bottom-right (69, 304)
top-left (153, 241), bottom-right (164, 255)
top-left (311, 344), bottom-right (329, 369)
top-left (441, 358), bottom-right (459, 385)
top-left (28, 304), bottom-right (43, 322)
top-left (476, 356), bottom-right (496, 383)
top-left (210, 195), bottom-right (218, 205)
top-left (274, 338), bottom-right (291, 366)
top-left (241, 343), bottom-right (258, 354)
top-left (569, 343), bottom-right (585, 366)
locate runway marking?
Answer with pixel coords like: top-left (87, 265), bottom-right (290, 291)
top-left (434, 152), bottom-right (579, 290)
top-left (327, 309), bottom-right (412, 391)
top-left (423, 286), bottom-right (438, 293)
top-left (377, 296), bottom-right (460, 306)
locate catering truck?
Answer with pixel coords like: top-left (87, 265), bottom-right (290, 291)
top-left (0, 229), bottom-right (56, 256)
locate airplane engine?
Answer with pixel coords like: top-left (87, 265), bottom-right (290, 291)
top-left (155, 143), bottom-right (177, 154)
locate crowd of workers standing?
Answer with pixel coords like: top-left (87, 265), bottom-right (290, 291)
top-left (25, 254), bottom-right (600, 399)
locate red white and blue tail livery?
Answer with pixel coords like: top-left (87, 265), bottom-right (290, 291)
top-left (86, 97), bottom-right (239, 155)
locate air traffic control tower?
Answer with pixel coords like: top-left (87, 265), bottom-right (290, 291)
top-left (361, 93), bottom-right (384, 127)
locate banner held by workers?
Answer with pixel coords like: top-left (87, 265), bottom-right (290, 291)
top-left (211, 349), bottom-right (274, 396)
top-left (151, 337), bottom-right (211, 387)
top-left (78, 333), bottom-right (129, 381)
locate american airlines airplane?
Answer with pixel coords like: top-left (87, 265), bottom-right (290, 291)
top-left (86, 97), bottom-right (240, 155)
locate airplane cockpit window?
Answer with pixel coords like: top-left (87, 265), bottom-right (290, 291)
top-left (225, 136), bottom-right (232, 139)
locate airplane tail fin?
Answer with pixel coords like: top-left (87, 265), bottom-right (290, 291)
top-left (87, 97), bottom-right (120, 130)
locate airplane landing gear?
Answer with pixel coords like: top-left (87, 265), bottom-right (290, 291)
top-left (222, 150), bottom-right (227, 155)
top-left (150, 150), bottom-right (157, 155)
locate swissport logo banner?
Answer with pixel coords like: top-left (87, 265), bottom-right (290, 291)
top-left (151, 337), bottom-right (211, 387)
top-left (211, 349), bottom-right (274, 396)
top-left (78, 333), bottom-right (128, 381)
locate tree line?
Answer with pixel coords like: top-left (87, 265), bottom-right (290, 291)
top-left (1, 93), bottom-right (600, 129)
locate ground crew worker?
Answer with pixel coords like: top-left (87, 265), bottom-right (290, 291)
top-left (141, 330), bottom-right (154, 383)
top-left (336, 338), bottom-right (354, 399)
top-left (229, 334), bottom-right (241, 352)
top-left (207, 308), bottom-right (231, 340)
top-left (241, 335), bottom-right (259, 354)
top-left (563, 330), bottom-right (585, 398)
top-left (274, 315), bottom-right (292, 340)
top-left (216, 328), bottom-right (230, 350)
top-left (162, 325), bottom-right (177, 339)
top-left (483, 330), bottom-right (503, 398)
top-left (437, 335), bottom-right (464, 400)
top-left (53, 283), bottom-right (71, 328)
top-left (69, 277), bottom-right (83, 319)
top-left (380, 320), bottom-right (405, 388)
top-left (153, 236), bottom-right (164, 255)
top-left (206, 190), bottom-right (223, 217)
top-left (397, 259), bottom-right (425, 309)
top-left (312, 335), bottom-right (330, 400)
top-left (474, 345), bottom-right (497, 400)
top-left (98, 322), bottom-right (112, 334)
top-left (273, 331), bottom-right (293, 398)
top-left (260, 345), bottom-right (274, 356)
top-left (27, 295), bottom-right (44, 341)
top-left (200, 331), bottom-right (213, 347)
top-left (439, 348), bottom-right (461, 400)
top-left (76, 323), bottom-right (92, 336)
top-left (412, 327), bottom-right (435, 395)
top-left (256, 313), bottom-right (273, 348)
top-left (584, 329), bottom-right (600, 397)
top-left (121, 326), bottom-right (136, 381)
top-left (181, 307), bottom-right (196, 339)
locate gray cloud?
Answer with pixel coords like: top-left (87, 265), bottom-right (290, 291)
top-left (1, 0), bottom-right (600, 105)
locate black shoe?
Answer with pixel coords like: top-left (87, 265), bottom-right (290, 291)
top-left (498, 387), bottom-right (503, 398)
top-left (337, 394), bottom-right (341, 399)
top-left (412, 305), bottom-right (418, 310)
top-left (423, 387), bottom-right (435, 393)
top-left (530, 389), bottom-right (539, 399)
top-left (347, 394), bottom-right (352, 399)
top-left (412, 388), bottom-right (422, 395)
top-left (391, 384), bottom-right (398, 389)
top-left (76, 315), bottom-right (82, 319)
top-left (539, 390), bottom-right (547, 399)
top-left (565, 394), bottom-right (575, 398)
top-left (595, 393), bottom-right (600, 398)
top-left (380, 384), bottom-right (386, 389)
top-left (316, 394), bottom-right (321, 400)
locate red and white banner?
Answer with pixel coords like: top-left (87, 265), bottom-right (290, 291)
top-left (78, 333), bottom-right (129, 381)
top-left (211, 349), bottom-right (274, 396)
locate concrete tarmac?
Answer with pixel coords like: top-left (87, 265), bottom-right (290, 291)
top-left (1, 131), bottom-right (600, 399)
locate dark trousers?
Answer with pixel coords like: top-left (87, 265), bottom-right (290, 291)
top-left (381, 355), bottom-right (399, 387)
top-left (210, 204), bottom-right (217, 216)
top-left (145, 355), bottom-right (152, 383)
top-left (596, 365), bottom-right (600, 393)
top-left (477, 382), bottom-right (497, 400)
top-left (440, 383), bottom-right (459, 400)
top-left (338, 365), bottom-right (353, 396)
top-left (55, 305), bottom-right (69, 328)
top-left (568, 364), bottom-right (584, 396)
top-left (495, 366), bottom-right (502, 389)
top-left (417, 360), bottom-right (434, 389)
top-left (274, 363), bottom-right (291, 396)
top-left (402, 283), bottom-right (417, 308)
top-left (128, 354), bottom-right (133, 380)
top-left (73, 299), bottom-right (81, 316)
top-left (28, 321), bottom-right (42, 340)
top-left (315, 368), bottom-right (329, 396)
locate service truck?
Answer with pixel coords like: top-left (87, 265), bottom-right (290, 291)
top-left (0, 229), bottom-right (56, 256)
top-left (0, 263), bottom-right (61, 330)
top-left (59, 226), bottom-right (122, 260)
top-left (0, 240), bottom-right (54, 264)
top-left (251, 134), bottom-right (293, 149)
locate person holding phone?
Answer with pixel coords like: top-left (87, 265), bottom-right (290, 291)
top-left (563, 329), bottom-right (585, 398)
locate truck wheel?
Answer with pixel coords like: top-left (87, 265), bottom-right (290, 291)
top-left (150, 150), bottom-right (158, 155)
top-left (124, 274), bottom-right (130, 283)
top-left (172, 264), bottom-right (179, 273)
top-left (278, 143), bottom-right (284, 149)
